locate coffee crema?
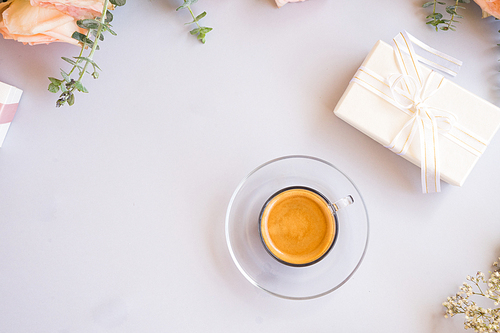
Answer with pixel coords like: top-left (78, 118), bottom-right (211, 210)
top-left (259, 187), bottom-right (337, 266)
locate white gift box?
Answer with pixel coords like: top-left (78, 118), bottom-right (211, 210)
top-left (333, 32), bottom-right (500, 192)
top-left (0, 81), bottom-right (22, 147)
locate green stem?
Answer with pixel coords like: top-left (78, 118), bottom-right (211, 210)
top-left (431, 0), bottom-right (441, 31)
top-left (187, 4), bottom-right (201, 30)
top-left (446, 0), bottom-right (459, 30)
top-left (68, 31), bottom-right (89, 77)
top-left (76, 0), bottom-right (109, 85)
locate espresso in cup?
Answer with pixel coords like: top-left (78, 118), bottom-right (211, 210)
top-left (259, 186), bottom-right (339, 267)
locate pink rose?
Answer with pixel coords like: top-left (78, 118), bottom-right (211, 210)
top-left (473, 0), bottom-right (500, 18)
top-left (0, 0), bottom-right (85, 45)
top-left (0, 0), bottom-right (112, 45)
top-left (275, 0), bottom-right (307, 8)
top-left (30, 0), bottom-right (113, 20)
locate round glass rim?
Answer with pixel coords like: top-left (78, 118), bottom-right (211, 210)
top-left (258, 186), bottom-right (340, 268)
top-left (224, 155), bottom-right (370, 300)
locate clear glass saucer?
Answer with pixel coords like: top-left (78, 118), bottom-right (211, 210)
top-left (225, 155), bottom-right (369, 300)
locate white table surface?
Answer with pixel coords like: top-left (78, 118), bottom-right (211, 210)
top-left (1, 0), bottom-right (500, 332)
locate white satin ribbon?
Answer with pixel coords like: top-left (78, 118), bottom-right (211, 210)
top-left (385, 72), bottom-right (454, 193)
top-left (350, 31), bottom-right (487, 193)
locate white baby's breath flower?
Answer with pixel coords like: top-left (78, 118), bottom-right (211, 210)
top-left (444, 257), bottom-right (500, 332)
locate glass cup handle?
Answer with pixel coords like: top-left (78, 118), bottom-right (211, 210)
top-left (330, 195), bottom-right (354, 212)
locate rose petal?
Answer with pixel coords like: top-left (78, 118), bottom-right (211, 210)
top-left (0, 0), bottom-right (14, 13)
top-left (1, 0), bottom-right (82, 45)
top-left (474, 0), bottom-right (500, 19)
top-left (30, 0), bottom-right (113, 19)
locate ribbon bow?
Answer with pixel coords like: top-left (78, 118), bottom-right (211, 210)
top-left (385, 72), bottom-right (457, 193)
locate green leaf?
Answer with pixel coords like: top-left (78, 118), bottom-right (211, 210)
top-left (74, 56), bottom-right (101, 71)
top-left (109, 0), bottom-right (126, 6)
top-left (48, 77), bottom-right (62, 85)
top-left (62, 57), bottom-right (79, 68)
top-left (74, 81), bottom-right (88, 93)
top-left (74, 35), bottom-right (95, 48)
top-left (177, 0), bottom-right (198, 10)
top-left (105, 10), bottom-right (113, 23)
top-left (48, 83), bottom-right (59, 93)
top-left (68, 93), bottom-right (75, 106)
top-left (77, 19), bottom-right (100, 30)
top-left (104, 25), bottom-right (117, 36)
top-left (190, 28), bottom-right (200, 35)
top-left (60, 69), bottom-right (71, 82)
top-left (199, 27), bottom-right (212, 33)
top-left (195, 11), bottom-right (206, 21)
top-left (422, 1), bottom-right (434, 8)
top-left (88, 29), bottom-right (104, 42)
top-left (437, 1), bottom-right (446, 4)
top-left (71, 31), bottom-right (87, 44)
top-left (185, 11), bottom-right (208, 25)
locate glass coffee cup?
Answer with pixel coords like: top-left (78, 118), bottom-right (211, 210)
top-left (259, 186), bottom-right (354, 267)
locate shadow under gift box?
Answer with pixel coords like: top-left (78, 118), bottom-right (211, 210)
top-left (0, 81), bottom-right (23, 148)
top-left (333, 38), bottom-right (500, 188)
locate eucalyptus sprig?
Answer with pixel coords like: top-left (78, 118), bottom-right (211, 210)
top-left (176, 0), bottom-right (212, 44)
top-left (423, 0), bottom-right (447, 30)
top-left (48, 0), bottom-right (126, 107)
top-left (423, 0), bottom-right (470, 31)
